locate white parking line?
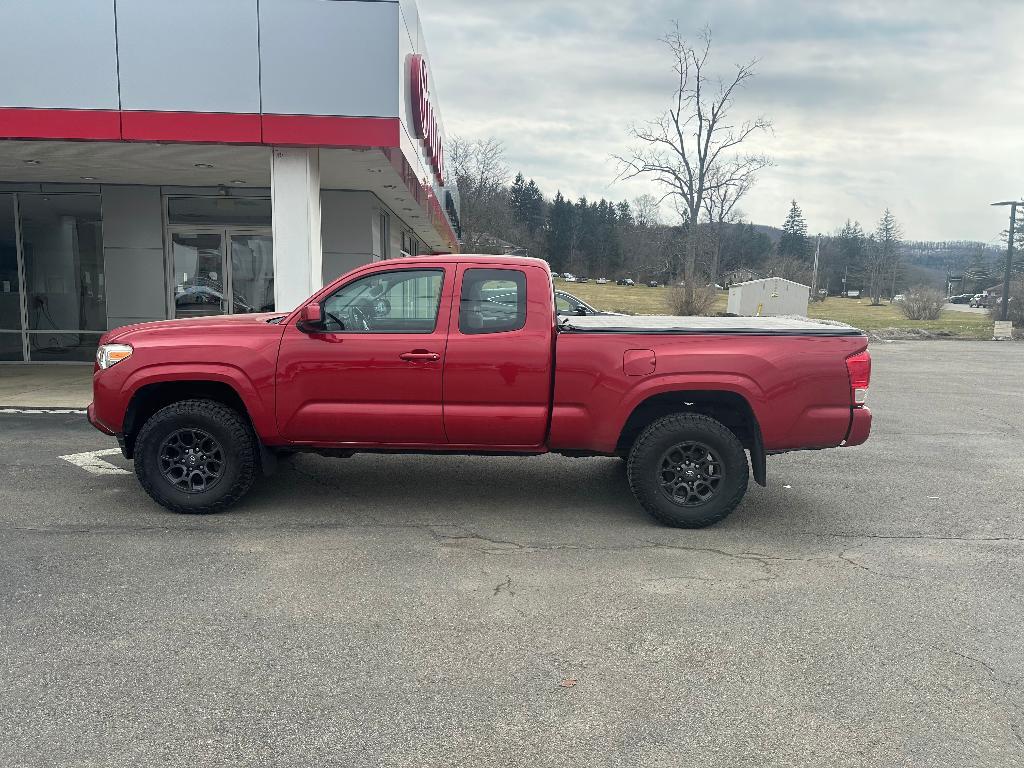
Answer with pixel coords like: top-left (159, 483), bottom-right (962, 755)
top-left (0, 408), bottom-right (87, 415)
top-left (59, 448), bottom-right (132, 475)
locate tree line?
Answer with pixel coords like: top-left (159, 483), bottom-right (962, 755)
top-left (450, 136), bottom-right (927, 303)
top-left (448, 24), bottom-right (1015, 310)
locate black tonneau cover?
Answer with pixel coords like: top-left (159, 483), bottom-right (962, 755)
top-left (558, 315), bottom-right (865, 337)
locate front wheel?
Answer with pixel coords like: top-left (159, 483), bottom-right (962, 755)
top-left (134, 399), bottom-right (258, 513)
top-left (627, 413), bottom-right (749, 528)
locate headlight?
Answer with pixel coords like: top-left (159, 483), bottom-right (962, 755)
top-left (96, 343), bottom-right (133, 369)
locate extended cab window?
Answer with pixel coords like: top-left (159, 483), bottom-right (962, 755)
top-left (459, 268), bottom-right (527, 335)
top-left (321, 269), bottom-right (443, 333)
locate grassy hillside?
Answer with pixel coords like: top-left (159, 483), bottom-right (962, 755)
top-left (557, 279), bottom-right (994, 339)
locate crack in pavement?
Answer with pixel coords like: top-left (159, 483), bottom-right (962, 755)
top-left (493, 576), bottom-right (514, 597)
top-left (929, 644), bottom-right (1024, 749)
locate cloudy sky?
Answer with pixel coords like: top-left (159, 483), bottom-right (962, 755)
top-left (420, 0), bottom-right (1024, 242)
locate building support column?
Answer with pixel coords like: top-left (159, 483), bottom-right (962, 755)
top-left (271, 147), bottom-right (322, 312)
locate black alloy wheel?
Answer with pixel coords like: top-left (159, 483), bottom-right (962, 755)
top-left (157, 427), bottom-right (225, 494)
top-left (657, 441), bottom-right (724, 506)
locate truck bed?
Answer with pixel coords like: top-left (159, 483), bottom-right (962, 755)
top-left (558, 315), bottom-right (863, 336)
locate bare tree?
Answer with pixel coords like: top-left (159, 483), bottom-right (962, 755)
top-left (448, 136), bottom-right (510, 252)
top-left (631, 194), bottom-right (663, 228)
top-left (702, 161), bottom-right (754, 284)
top-left (616, 25), bottom-right (771, 310)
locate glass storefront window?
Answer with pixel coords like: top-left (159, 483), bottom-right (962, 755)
top-left (19, 194), bottom-right (105, 362)
top-left (0, 194), bottom-right (22, 360)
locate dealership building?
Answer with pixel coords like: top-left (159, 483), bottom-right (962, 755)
top-left (0, 0), bottom-right (460, 362)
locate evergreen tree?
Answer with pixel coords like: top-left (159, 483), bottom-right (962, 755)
top-left (836, 220), bottom-right (866, 292)
top-left (509, 173), bottom-right (545, 235)
top-left (545, 192), bottom-right (574, 272)
top-left (521, 179), bottom-right (544, 234)
top-left (778, 200), bottom-right (809, 260)
top-left (872, 209), bottom-right (903, 303)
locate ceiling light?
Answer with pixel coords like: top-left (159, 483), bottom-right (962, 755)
top-left (383, 184), bottom-right (397, 189)
top-left (230, 179), bottom-right (246, 184)
top-left (80, 176), bottom-right (97, 181)
top-left (194, 163), bottom-right (214, 169)
top-left (23, 159), bottom-right (41, 165)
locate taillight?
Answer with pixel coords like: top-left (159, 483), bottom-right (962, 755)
top-left (846, 350), bottom-right (871, 406)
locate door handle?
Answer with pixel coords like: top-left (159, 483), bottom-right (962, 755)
top-left (399, 351), bottom-right (440, 362)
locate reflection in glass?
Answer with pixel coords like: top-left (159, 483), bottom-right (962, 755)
top-left (172, 233), bottom-right (225, 318)
top-left (0, 332), bottom-right (21, 361)
top-left (26, 332), bottom-right (103, 362)
top-left (230, 235), bottom-right (274, 313)
top-left (19, 194), bottom-right (105, 361)
top-left (0, 194), bottom-right (21, 360)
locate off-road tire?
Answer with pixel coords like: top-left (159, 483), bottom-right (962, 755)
top-left (627, 413), bottom-right (749, 528)
top-left (134, 399), bottom-right (258, 513)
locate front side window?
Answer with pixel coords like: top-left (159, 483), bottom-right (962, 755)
top-left (321, 269), bottom-right (443, 333)
top-left (459, 268), bottom-right (527, 335)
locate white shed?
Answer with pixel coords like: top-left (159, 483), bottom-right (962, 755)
top-left (727, 277), bottom-right (810, 317)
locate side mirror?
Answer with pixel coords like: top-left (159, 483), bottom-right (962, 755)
top-left (297, 303), bottom-right (323, 332)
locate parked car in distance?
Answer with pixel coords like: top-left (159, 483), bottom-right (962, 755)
top-left (948, 294), bottom-right (974, 304)
top-left (969, 294), bottom-right (988, 308)
top-left (562, 273), bottom-right (576, 282)
top-left (89, 254), bottom-right (872, 529)
top-left (646, 280), bottom-right (660, 288)
top-left (616, 278), bottom-right (635, 287)
top-left (596, 277), bottom-right (609, 284)
top-left (555, 290), bottom-right (619, 317)
top-left (846, 290), bottom-right (861, 298)
top-left (576, 276), bottom-right (589, 283)
top-left (891, 294), bottom-right (905, 303)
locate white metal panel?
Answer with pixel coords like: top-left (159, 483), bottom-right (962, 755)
top-left (259, 0), bottom-right (400, 118)
top-left (0, 0), bottom-right (118, 109)
top-left (116, 0), bottom-right (261, 113)
top-left (727, 278), bottom-right (810, 317)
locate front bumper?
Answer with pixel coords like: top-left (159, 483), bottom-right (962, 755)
top-left (843, 407), bottom-right (872, 446)
top-left (86, 402), bottom-right (115, 436)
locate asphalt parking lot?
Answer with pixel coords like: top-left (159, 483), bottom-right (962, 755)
top-left (1, 340), bottom-right (1022, 767)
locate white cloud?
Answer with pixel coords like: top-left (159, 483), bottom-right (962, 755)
top-left (421, 0), bottom-right (1024, 241)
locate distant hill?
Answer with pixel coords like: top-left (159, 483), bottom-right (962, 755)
top-left (749, 223), bottom-right (783, 244)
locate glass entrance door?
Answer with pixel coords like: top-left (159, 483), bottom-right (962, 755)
top-left (169, 229), bottom-right (273, 318)
top-left (171, 232), bottom-right (227, 318)
top-left (228, 234), bottom-right (274, 313)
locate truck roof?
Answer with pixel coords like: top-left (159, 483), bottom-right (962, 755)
top-left (395, 253), bottom-right (551, 270)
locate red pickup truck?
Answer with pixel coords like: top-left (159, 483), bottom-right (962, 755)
top-left (88, 255), bottom-right (871, 528)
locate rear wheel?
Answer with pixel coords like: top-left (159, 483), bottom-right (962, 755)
top-left (627, 413), bottom-right (749, 528)
top-left (134, 399), bottom-right (258, 513)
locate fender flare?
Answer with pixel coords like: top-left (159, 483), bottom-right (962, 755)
top-left (613, 374), bottom-right (768, 486)
top-left (121, 362), bottom-right (277, 441)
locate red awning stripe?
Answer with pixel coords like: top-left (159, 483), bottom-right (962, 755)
top-left (0, 107), bottom-right (401, 149)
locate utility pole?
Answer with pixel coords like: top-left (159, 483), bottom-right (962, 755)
top-left (992, 201), bottom-right (1021, 322)
top-left (810, 236), bottom-right (821, 298)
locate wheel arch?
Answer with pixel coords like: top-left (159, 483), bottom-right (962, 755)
top-left (616, 389), bottom-right (766, 486)
top-left (122, 378), bottom-right (255, 460)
